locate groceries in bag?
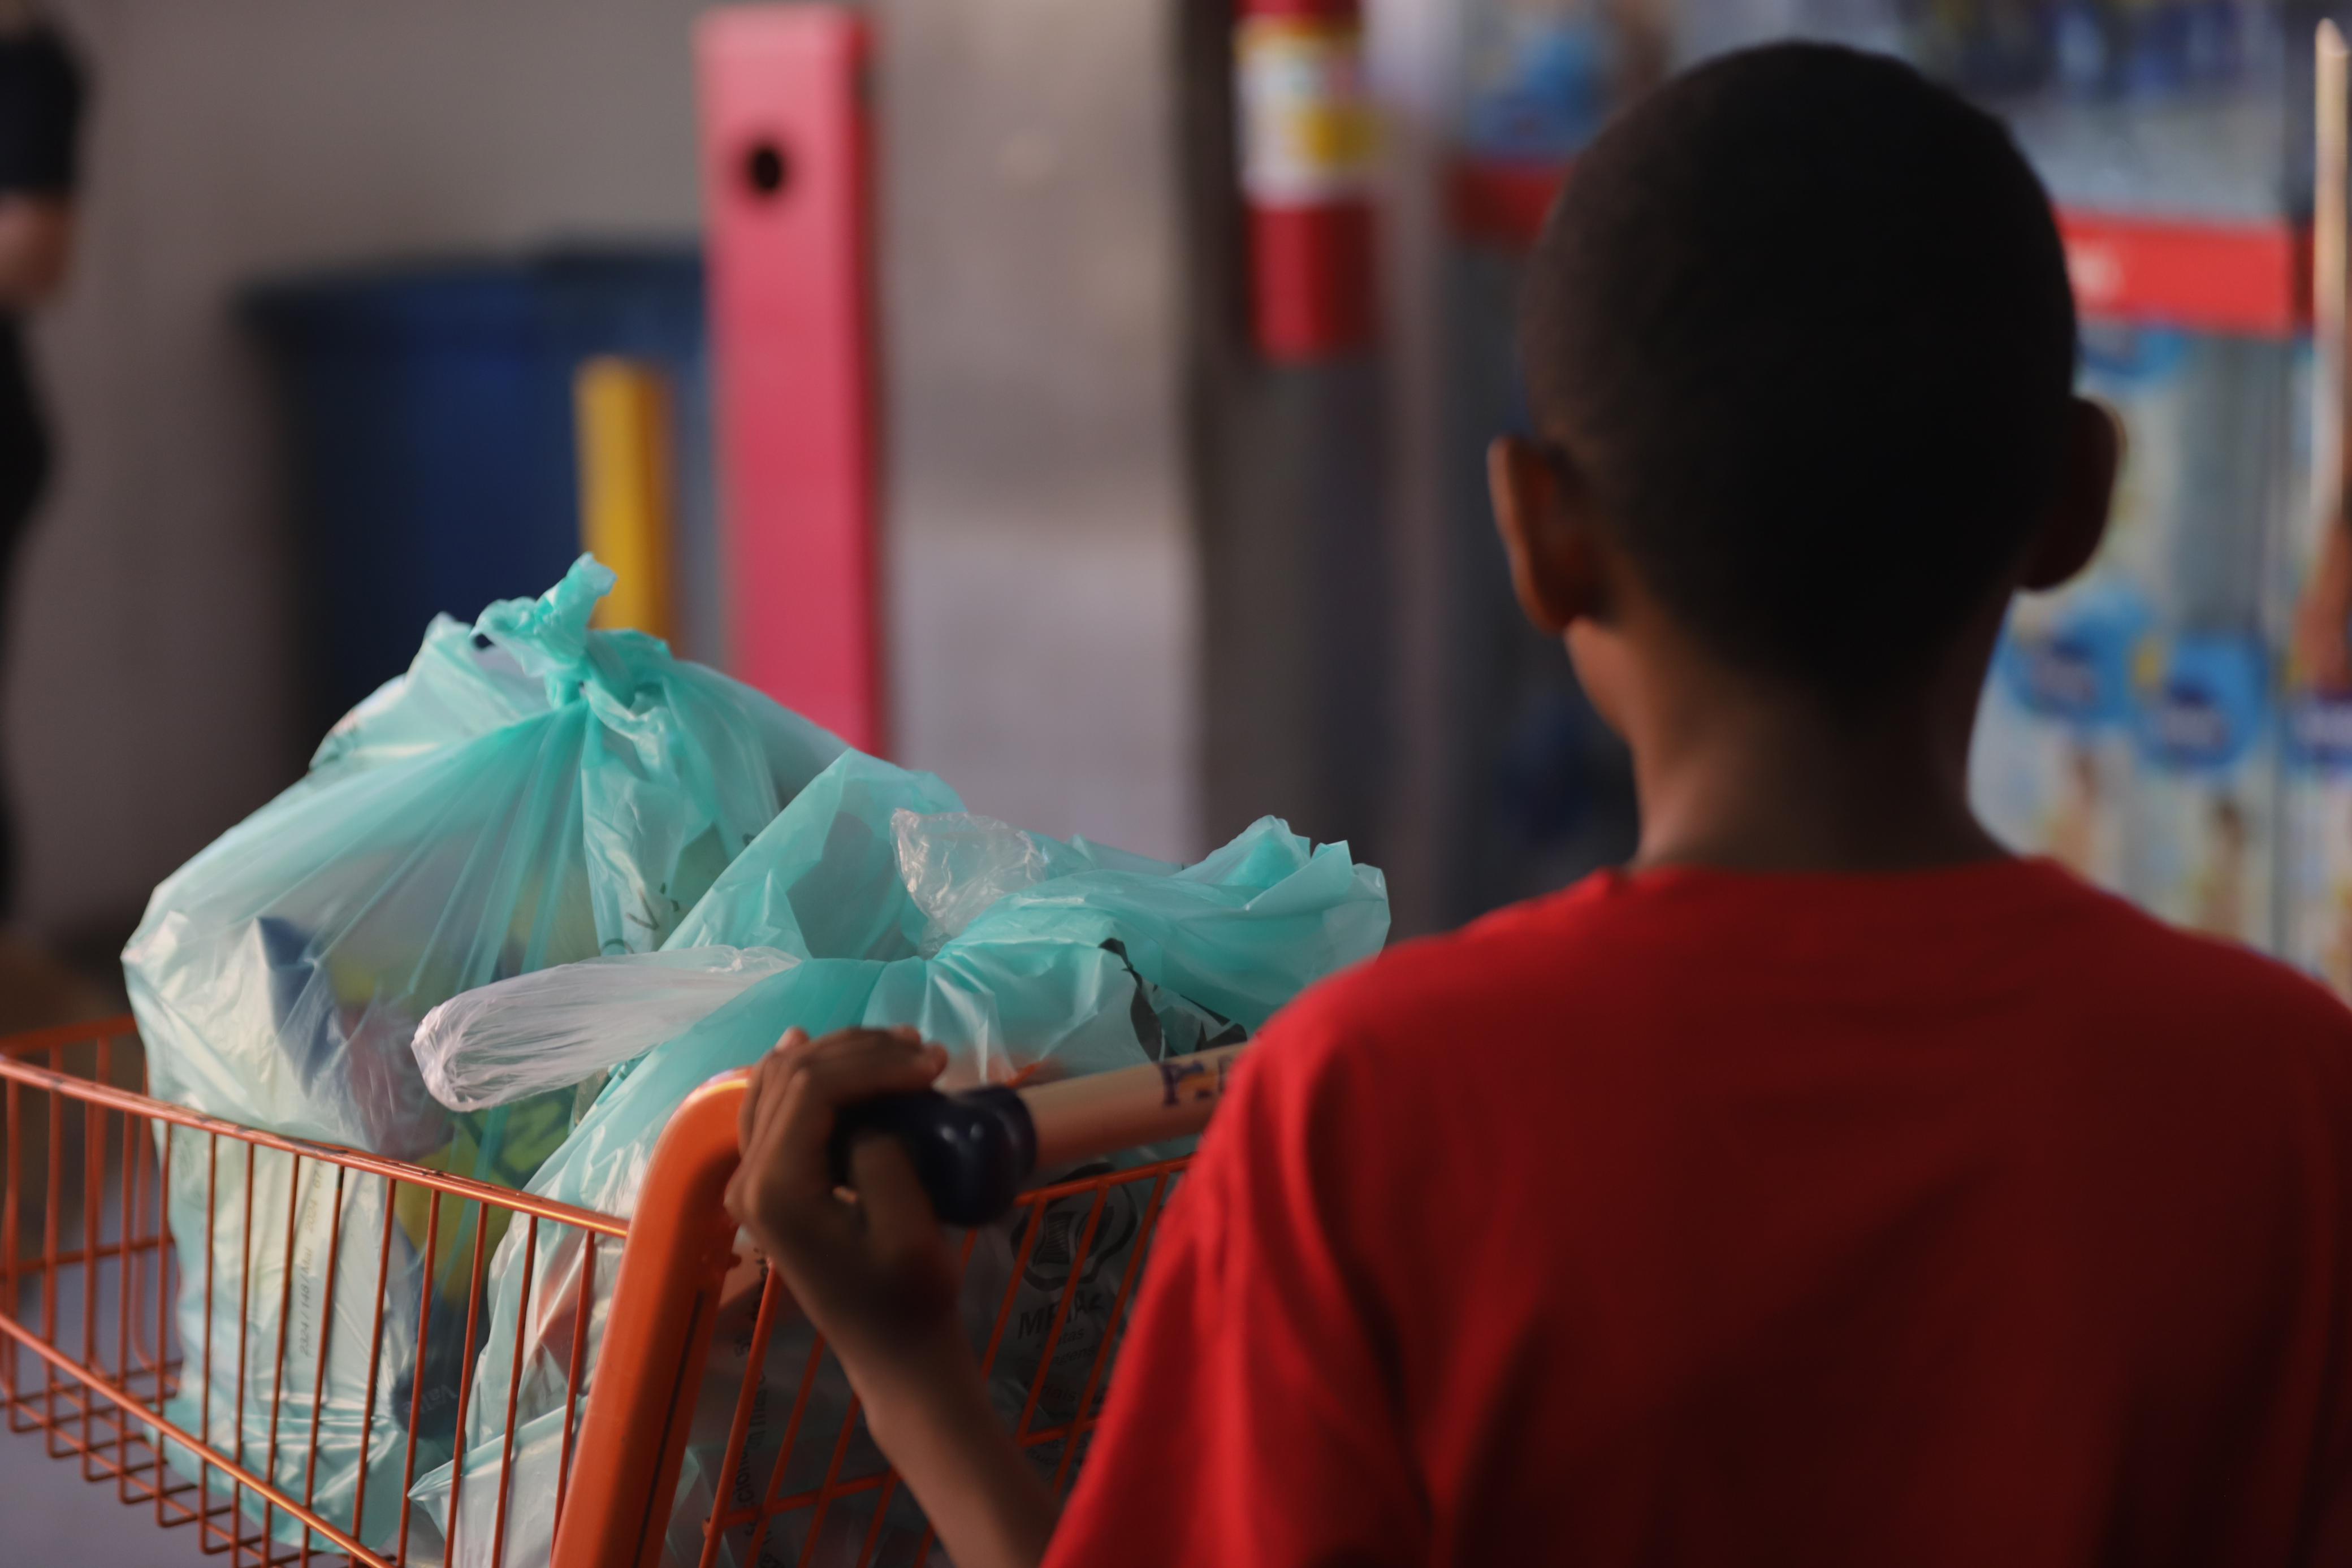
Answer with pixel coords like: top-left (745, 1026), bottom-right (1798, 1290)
top-left (411, 750), bottom-right (1389, 1567)
top-left (124, 558), bottom-right (844, 1556)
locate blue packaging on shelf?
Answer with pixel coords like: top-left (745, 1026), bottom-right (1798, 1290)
top-left (1459, 0), bottom-right (1618, 161)
top-left (1970, 584), bottom-right (2153, 895)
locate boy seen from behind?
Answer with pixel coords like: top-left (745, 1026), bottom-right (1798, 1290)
top-left (726, 44), bottom-right (2352, 1566)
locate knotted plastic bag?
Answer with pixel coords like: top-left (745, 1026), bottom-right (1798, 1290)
top-left (124, 557), bottom-right (844, 1557)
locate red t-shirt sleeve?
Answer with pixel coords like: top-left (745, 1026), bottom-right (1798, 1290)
top-left (1043, 1001), bottom-right (1428, 1568)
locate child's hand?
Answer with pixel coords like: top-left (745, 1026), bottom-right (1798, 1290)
top-left (726, 1029), bottom-right (1060, 1568)
top-left (724, 1026), bottom-right (970, 1426)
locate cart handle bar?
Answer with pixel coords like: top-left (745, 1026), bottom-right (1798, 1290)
top-left (830, 1041), bottom-right (1244, 1225)
top-left (551, 1043), bottom-right (1245, 1568)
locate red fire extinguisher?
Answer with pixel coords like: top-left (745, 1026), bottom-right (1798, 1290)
top-left (1235, 0), bottom-right (1377, 361)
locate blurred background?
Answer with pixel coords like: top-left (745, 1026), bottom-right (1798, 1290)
top-left (0, 0), bottom-right (2342, 1021)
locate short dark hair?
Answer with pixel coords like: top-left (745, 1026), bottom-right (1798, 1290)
top-left (1520, 43), bottom-right (2077, 699)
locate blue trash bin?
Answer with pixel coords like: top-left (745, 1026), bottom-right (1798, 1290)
top-left (244, 248), bottom-right (709, 737)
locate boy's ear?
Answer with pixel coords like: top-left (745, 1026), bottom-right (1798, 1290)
top-left (1488, 435), bottom-right (1608, 636)
top-left (2016, 396), bottom-right (2121, 593)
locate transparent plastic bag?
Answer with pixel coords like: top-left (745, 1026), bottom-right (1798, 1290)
top-left (414, 750), bottom-right (1389, 1567)
top-left (890, 809), bottom-right (1173, 952)
top-left (124, 557), bottom-right (845, 1557)
top-left (413, 946), bottom-right (799, 1114)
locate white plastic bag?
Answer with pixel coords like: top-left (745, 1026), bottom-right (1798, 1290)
top-left (413, 946), bottom-right (799, 1113)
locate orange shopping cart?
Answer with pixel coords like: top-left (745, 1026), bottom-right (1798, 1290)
top-left (0, 1015), bottom-right (1238, 1568)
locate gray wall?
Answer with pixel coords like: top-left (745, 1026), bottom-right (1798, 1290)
top-left (882, 0), bottom-right (1196, 867)
top-left (11, 0), bottom-right (1196, 940)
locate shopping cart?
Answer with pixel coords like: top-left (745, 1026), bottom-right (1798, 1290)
top-left (0, 1015), bottom-right (1234, 1568)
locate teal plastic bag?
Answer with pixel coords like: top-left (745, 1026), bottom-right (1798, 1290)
top-left (409, 750), bottom-right (1389, 1567)
top-left (123, 558), bottom-right (845, 1558)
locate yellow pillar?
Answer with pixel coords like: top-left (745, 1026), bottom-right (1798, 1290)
top-left (574, 356), bottom-right (678, 640)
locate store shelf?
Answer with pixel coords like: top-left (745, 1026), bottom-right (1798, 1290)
top-left (2057, 211), bottom-right (2309, 335)
top-left (1445, 154), bottom-right (2314, 336)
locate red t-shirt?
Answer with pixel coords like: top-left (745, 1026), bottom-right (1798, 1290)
top-left (1045, 859), bottom-right (2352, 1566)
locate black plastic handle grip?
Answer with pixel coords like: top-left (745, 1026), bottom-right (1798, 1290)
top-left (826, 1085), bottom-right (1040, 1228)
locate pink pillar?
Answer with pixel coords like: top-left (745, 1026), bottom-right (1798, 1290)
top-left (697, 6), bottom-right (886, 753)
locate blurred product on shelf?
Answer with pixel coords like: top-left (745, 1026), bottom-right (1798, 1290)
top-left (2162, 331), bottom-right (2291, 626)
top-left (2271, 336), bottom-right (2325, 639)
top-left (1970, 322), bottom-right (2295, 948)
top-left (1460, 0), bottom-right (1623, 158)
top-left (1901, 0), bottom-right (2290, 220)
top-left (1671, 0), bottom-right (1888, 68)
top-left (121, 558), bottom-right (845, 1561)
top-left (2284, 690), bottom-right (2352, 991)
top-left (2075, 324), bottom-right (2195, 597)
top-left (1905, 0), bottom-right (2281, 103)
top-left (1972, 586), bottom-right (2150, 895)
top-left (1460, 0), bottom-right (1679, 162)
top-left (2021, 323), bottom-right (2281, 629)
top-left (2132, 631), bottom-right (2276, 945)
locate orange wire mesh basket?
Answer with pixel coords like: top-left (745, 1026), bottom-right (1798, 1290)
top-left (0, 1016), bottom-right (1207, 1568)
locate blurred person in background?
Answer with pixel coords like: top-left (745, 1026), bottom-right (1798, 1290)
top-left (0, 0), bottom-right (90, 1028)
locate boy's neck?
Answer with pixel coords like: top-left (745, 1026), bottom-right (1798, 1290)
top-left (1624, 667), bottom-right (2006, 877)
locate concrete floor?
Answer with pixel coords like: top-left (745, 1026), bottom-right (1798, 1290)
top-left (0, 1043), bottom-right (192, 1568)
top-left (0, 1420), bottom-right (195, 1568)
